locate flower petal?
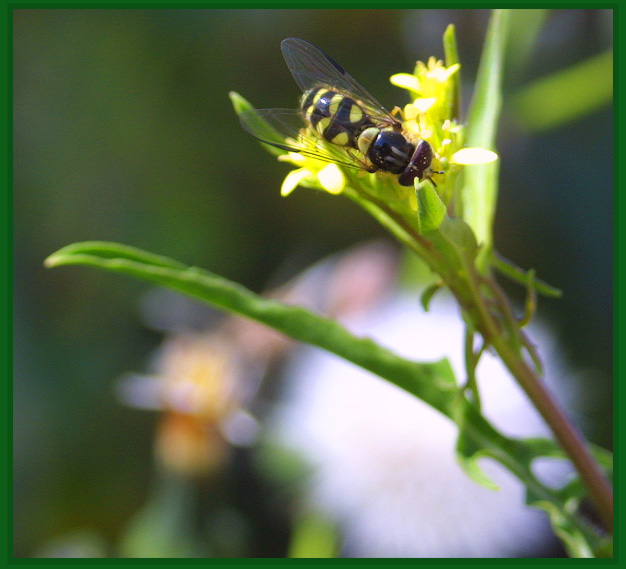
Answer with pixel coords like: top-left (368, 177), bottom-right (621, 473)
top-left (278, 152), bottom-right (306, 166)
top-left (390, 73), bottom-right (420, 92)
top-left (451, 147), bottom-right (499, 165)
top-left (317, 164), bottom-right (345, 195)
top-left (413, 97), bottom-right (437, 113)
top-left (281, 168), bottom-right (311, 196)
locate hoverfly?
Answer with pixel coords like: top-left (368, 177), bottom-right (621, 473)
top-left (239, 38), bottom-right (441, 187)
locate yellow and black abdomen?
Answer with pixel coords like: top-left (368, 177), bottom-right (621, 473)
top-left (300, 87), bottom-right (374, 148)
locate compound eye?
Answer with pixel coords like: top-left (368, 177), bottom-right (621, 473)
top-left (397, 140), bottom-right (434, 186)
top-left (412, 140), bottom-right (433, 171)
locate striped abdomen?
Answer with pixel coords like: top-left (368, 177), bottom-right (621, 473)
top-left (300, 87), bottom-right (374, 148)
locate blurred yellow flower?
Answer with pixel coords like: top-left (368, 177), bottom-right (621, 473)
top-left (117, 333), bottom-right (259, 477)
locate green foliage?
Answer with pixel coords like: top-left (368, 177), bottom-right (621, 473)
top-left (415, 181), bottom-right (447, 234)
top-left (288, 510), bottom-right (338, 558)
top-left (491, 252), bottom-right (562, 299)
top-left (512, 49), bottom-right (613, 132)
top-left (460, 9), bottom-right (508, 271)
top-left (45, 240), bottom-right (611, 557)
top-left (229, 91), bottom-right (285, 157)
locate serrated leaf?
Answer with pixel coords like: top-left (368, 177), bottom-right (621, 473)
top-left (456, 430), bottom-right (499, 491)
top-left (528, 499), bottom-right (595, 558)
top-left (420, 282), bottom-right (443, 312)
top-left (46, 240), bottom-right (612, 556)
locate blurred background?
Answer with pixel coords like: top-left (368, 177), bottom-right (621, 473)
top-left (14, 9), bottom-right (612, 558)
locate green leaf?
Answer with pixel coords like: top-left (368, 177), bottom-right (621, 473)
top-left (415, 182), bottom-right (447, 234)
top-left (461, 9), bottom-right (510, 271)
top-left (45, 241), bottom-right (458, 416)
top-left (456, 429), bottom-right (499, 491)
top-left (45, 241), bottom-right (187, 270)
top-left (229, 91), bottom-right (285, 158)
top-left (443, 24), bottom-right (461, 121)
top-left (228, 90), bottom-right (254, 115)
top-left (526, 455), bottom-right (612, 559)
top-left (529, 499), bottom-right (595, 558)
top-left (506, 9), bottom-right (549, 79)
top-left (453, 418), bottom-right (609, 556)
top-left (491, 251), bottom-right (562, 298)
top-left (426, 216), bottom-right (479, 278)
top-left (419, 281), bottom-right (443, 312)
top-left (511, 49), bottom-right (613, 132)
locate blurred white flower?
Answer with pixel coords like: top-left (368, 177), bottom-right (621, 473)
top-left (269, 244), bottom-right (573, 558)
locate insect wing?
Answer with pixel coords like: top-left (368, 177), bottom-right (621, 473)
top-left (281, 38), bottom-right (398, 126)
top-left (239, 108), bottom-right (364, 169)
top-left (239, 108), bottom-right (301, 155)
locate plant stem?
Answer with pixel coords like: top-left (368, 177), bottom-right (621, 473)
top-left (441, 229), bottom-right (613, 534)
top-left (351, 194), bottom-right (613, 535)
top-left (479, 278), bottom-right (613, 534)
top-left (427, 225), bottom-right (612, 534)
top-left (493, 336), bottom-right (613, 533)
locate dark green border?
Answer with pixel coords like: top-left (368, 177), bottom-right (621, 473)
top-left (614, 3), bottom-right (620, 566)
top-left (6, 2), bottom-right (621, 7)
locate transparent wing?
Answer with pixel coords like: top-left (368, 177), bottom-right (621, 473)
top-left (239, 108), bottom-right (366, 170)
top-left (281, 38), bottom-right (399, 127)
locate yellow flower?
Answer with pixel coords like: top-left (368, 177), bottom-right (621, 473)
top-left (278, 151), bottom-right (346, 196)
top-left (390, 57), bottom-right (498, 208)
top-left (391, 58), bottom-right (460, 128)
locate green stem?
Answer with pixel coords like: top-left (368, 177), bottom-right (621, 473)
top-left (492, 341), bottom-right (612, 535)
top-left (342, 192), bottom-right (612, 536)
top-left (424, 228), bottom-right (610, 534)
top-left (447, 260), bottom-right (612, 536)
top-left (476, 277), bottom-right (613, 534)
top-left (430, 220), bottom-right (613, 533)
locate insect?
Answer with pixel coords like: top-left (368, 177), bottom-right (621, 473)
top-left (239, 38), bottom-right (441, 187)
